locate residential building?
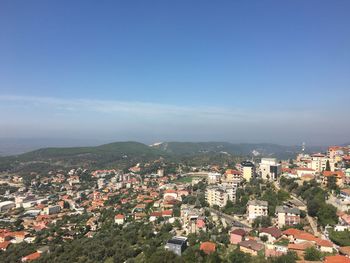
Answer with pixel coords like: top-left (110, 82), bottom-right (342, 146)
top-left (340, 189), bottom-right (350, 201)
top-left (260, 158), bottom-right (281, 180)
top-left (295, 167), bottom-right (316, 178)
top-left (311, 153), bottom-right (334, 173)
top-left (322, 170), bottom-right (345, 187)
top-left (114, 214), bottom-right (125, 225)
top-left (224, 169), bottom-right (242, 186)
top-left (276, 206), bottom-right (301, 228)
top-left (324, 255), bottom-right (350, 263)
top-left (230, 228), bottom-right (246, 244)
top-left (205, 185), bottom-right (236, 208)
top-left (207, 172), bottom-right (221, 184)
top-left (165, 236), bottom-right (188, 256)
top-left (43, 205), bottom-right (61, 215)
top-left (247, 200), bottom-right (268, 221)
top-left (238, 240), bottom-right (264, 256)
top-left (259, 227), bottom-right (282, 243)
top-left (238, 161), bottom-right (255, 181)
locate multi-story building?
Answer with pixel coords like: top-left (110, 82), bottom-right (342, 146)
top-left (259, 158), bottom-right (281, 180)
top-left (205, 185), bottom-right (236, 208)
top-left (276, 206), bottom-right (301, 228)
top-left (311, 153), bottom-right (335, 173)
top-left (247, 200), bottom-right (268, 221)
top-left (207, 172), bottom-right (221, 184)
top-left (224, 169), bottom-right (242, 186)
top-left (238, 161), bottom-right (255, 181)
top-left (328, 146), bottom-right (345, 163)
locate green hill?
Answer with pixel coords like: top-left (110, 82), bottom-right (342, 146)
top-left (0, 141), bottom-right (166, 173)
top-left (151, 141), bottom-right (325, 159)
top-left (20, 141), bottom-right (162, 160)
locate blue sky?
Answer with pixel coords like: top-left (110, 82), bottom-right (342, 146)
top-left (0, 1), bottom-right (349, 145)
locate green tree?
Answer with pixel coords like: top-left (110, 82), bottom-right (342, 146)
top-left (327, 176), bottom-right (338, 191)
top-left (271, 251), bottom-right (297, 263)
top-left (260, 235), bottom-right (268, 242)
top-left (227, 250), bottom-right (251, 263)
top-left (317, 203), bottom-right (337, 227)
top-left (325, 160), bottom-right (331, 171)
top-left (329, 230), bottom-right (350, 246)
top-left (304, 246), bottom-right (322, 261)
top-left (253, 216), bottom-right (272, 228)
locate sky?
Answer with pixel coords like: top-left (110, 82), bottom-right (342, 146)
top-left (0, 0), bottom-right (350, 146)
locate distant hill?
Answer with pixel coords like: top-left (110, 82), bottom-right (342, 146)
top-left (151, 142), bottom-right (326, 159)
top-left (20, 141), bottom-right (162, 160)
top-left (0, 141), bottom-right (166, 173)
top-left (0, 140), bottom-right (328, 173)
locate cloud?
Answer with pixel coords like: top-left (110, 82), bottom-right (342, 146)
top-left (0, 94), bottom-right (348, 145)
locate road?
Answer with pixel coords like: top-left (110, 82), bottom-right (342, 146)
top-left (208, 207), bottom-right (251, 229)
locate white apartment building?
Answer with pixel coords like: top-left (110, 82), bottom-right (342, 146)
top-left (247, 200), bottom-right (268, 221)
top-left (205, 185), bottom-right (236, 208)
top-left (259, 158), bottom-right (281, 180)
top-left (311, 153), bottom-right (335, 173)
top-left (224, 169), bottom-right (242, 187)
top-left (207, 172), bottom-right (221, 184)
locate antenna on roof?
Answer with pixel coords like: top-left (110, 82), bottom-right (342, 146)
top-left (302, 142), bottom-right (306, 153)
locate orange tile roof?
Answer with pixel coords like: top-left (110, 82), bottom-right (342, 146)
top-left (162, 210), bottom-right (173, 216)
top-left (22, 251), bottom-right (41, 262)
top-left (323, 170), bottom-right (344, 178)
top-left (200, 241), bottom-right (216, 254)
top-left (283, 228), bottom-right (302, 236)
top-left (0, 241), bottom-right (10, 250)
top-left (115, 214), bottom-right (124, 219)
top-left (324, 255), bottom-right (350, 263)
top-left (226, 169), bottom-right (241, 175)
top-left (288, 241), bottom-right (314, 251)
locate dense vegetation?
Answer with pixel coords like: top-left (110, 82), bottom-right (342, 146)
top-left (329, 230), bottom-right (350, 246)
top-left (280, 178), bottom-right (338, 227)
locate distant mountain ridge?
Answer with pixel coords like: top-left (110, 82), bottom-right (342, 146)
top-left (150, 141), bottom-right (326, 159)
top-left (0, 140), bottom-right (330, 173)
top-left (0, 140), bottom-right (327, 159)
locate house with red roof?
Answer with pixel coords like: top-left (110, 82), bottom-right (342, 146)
top-left (0, 241), bottom-right (11, 251)
top-left (324, 255), bottom-right (350, 263)
top-left (322, 170), bottom-right (345, 187)
top-left (21, 252), bottom-right (41, 262)
top-left (162, 210), bottom-right (173, 217)
top-left (259, 227), bottom-right (282, 243)
top-left (115, 214), bottom-right (125, 225)
top-left (230, 228), bottom-right (246, 244)
top-left (199, 241), bottom-right (216, 255)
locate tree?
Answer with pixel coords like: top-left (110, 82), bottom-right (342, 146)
top-left (271, 251), bottom-right (297, 263)
top-left (307, 199), bottom-right (321, 217)
top-left (325, 160), bottom-right (331, 171)
top-left (304, 246), bottom-right (322, 261)
top-left (260, 235), bottom-right (268, 242)
top-left (252, 216), bottom-right (272, 228)
top-left (327, 176), bottom-right (338, 191)
top-left (223, 200), bottom-right (234, 214)
top-left (329, 230), bottom-right (350, 246)
top-left (228, 250), bottom-right (251, 263)
top-left (206, 251), bottom-right (222, 263)
top-left (317, 203), bottom-right (337, 227)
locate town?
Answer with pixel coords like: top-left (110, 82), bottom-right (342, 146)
top-left (0, 144), bottom-right (350, 263)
